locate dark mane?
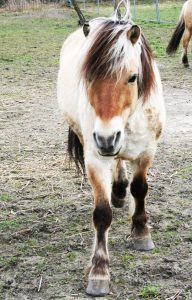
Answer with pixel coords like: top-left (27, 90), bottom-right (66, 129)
top-left (139, 34), bottom-right (156, 100)
top-left (82, 19), bottom-right (155, 101)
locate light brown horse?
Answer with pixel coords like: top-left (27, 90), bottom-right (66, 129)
top-left (167, 0), bottom-right (192, 67)
top-left (57, 6), bottom-right (166, 297)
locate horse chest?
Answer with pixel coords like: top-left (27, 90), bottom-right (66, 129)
top-left (120, 110), bottom-right (157, 160)
top-left (123, 129), bottom-right (153, 160)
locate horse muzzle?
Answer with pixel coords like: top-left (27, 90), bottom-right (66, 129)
top-left (93, 131), bottom-right (122, 157)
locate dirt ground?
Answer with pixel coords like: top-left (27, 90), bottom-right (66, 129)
top-left (0, 7), bottom-right (192, 300)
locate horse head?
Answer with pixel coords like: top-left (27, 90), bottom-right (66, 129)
top-left (82, 20), bottom-right (155, 157)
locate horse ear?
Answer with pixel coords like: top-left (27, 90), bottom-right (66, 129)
top-left (127, 25), bottom-right (141, 45)
top-left (83, 22), bottom-right (90, 37)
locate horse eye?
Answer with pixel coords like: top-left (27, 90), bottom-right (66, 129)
top-left (128, 74), bottom-right (137, 84)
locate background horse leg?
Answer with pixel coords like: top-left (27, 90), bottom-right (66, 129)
top-left (86, 159), bottom-right (112, 296)
top-left (130, 155), bottom-right (154, 251)
top-left (111, 159), bottom-right (128, 208)
top-left (182, 28), bottom-right (191, 67)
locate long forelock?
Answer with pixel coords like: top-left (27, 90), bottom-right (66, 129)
top-left (82, 19), bottom-right (140, 83)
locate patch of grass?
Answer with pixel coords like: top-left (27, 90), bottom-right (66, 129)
top-left (0, 255), bottom-right (20, 269)
top-left (109, 238), bottom-right (115, 246)
top-left (67, 252), bottom-right (77, 262)
top-left (151, 248), bottom-right (161, 254)
top-left (177, 165), bottom-right (192, 180)
top-left (139, 285), bottom-right (159, 299)
top-left (117, 217), bottom-right (126, 225)
top-left (122, 254), bottom-right (134, 266)
top-left (0, 219), bottom-right (22, 230)
top-left (0, 193), bottom-right (11, 202)
top-left (17, 238), bottom-right (38, 255)
top-left (141, 254), bottom-right (150, 261)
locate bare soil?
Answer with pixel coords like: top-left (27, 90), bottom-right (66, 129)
top-left (0, 8), bottom-right (192, 300)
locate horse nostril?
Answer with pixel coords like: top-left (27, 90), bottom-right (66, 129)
top-left (115, 131), bottom-right (121, 145)
top-left (93, 132), bottom-right (106, 149)
top-left (93, 132), bottom-right (97, 143)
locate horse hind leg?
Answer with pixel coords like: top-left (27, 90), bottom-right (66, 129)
top-left (182, 28), bottom-right (191, 67)
top-left (111, 159), bottom-right (128, 208)
top-left (130, 155), bottom-right (155, 251)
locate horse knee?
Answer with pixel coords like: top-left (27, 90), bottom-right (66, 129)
top-left (93, 203), bottom-right (112, 234)
top-left (131, 175), bottom-right (148, 200)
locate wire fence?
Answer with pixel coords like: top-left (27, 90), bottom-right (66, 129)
top-left (66, 0), bottom-right (185, 24)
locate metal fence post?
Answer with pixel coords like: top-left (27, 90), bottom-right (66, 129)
top-left (97, 0), bottom-right (100, 15)
top-left (133, 0), bottom-right (136, 19)
top-left (155, 0), bottom-right (160, 23)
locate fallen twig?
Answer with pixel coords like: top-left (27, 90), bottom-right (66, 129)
top-left (165, 290), bottom-right (182, 300)
top-left (37, 275), bottom-right (42, 292)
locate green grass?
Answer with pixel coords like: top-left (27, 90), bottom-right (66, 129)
top-left (122, 254), bottom-right (134, 267)
top-left (0, 219), bottom-right (22, 230)
top-left (67, 252), bottom-right (77, 262)
top-left (131, 2), bottom-right (183, 23)
top-left (17, 239), bottom-right (39, 255)
top-left (176, 165), bottom-right (192, 180)
top-left (0, 255), bottom-right (20, 269)
top-left (0, 193), bottom-right (11, 202)
top-left (0, 11), bottom-right (77, 77)
top-left (139, 285), bottom-right (159, 299)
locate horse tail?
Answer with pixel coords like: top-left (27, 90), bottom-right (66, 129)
top-left (166, 12), bottom-right (185, 55)
top-left (67, 128), bottom-right (85, 174)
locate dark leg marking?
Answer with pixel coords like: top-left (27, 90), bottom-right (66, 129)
top-left (93, 203), bottom-right (112, 240)
top-left (111, 162), bottom-right (128, 208)
top-left (131, 174), bottom-right (154, 251)
top-left (182, 53), bottom-right (189, 67)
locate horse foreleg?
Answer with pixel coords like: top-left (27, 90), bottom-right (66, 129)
top-left (182, 28), bottom-right (191, 67)
top-left (86, 158), bottom-right (112, 296)
top-left (111, 159), bottom-right (128, 208)
top-left (130, 155), bottom-right (154, 251)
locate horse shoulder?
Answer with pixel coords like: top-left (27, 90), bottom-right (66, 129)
top-left (143, 68), bottom-right (166, 140)
top-left (121, 66), bottom-right (165, 160)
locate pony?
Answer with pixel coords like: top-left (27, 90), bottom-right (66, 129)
top-left (57, 4), bottom-right (166, 296)
top-left (166, 0), bottom-right (192, 67)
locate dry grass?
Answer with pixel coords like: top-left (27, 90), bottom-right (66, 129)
top-left (3, 0), bottom-right (43, 11)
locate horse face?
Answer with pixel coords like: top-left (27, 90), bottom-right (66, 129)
top-left (88, 69), bottom-right (138, 156)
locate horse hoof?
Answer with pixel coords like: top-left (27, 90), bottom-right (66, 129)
top-left (86, 279), bottom-right (110, 296)
top-left (184, 63), bottom-right (189, 68)
top-left (134, 238), bottom-right (155, 251)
